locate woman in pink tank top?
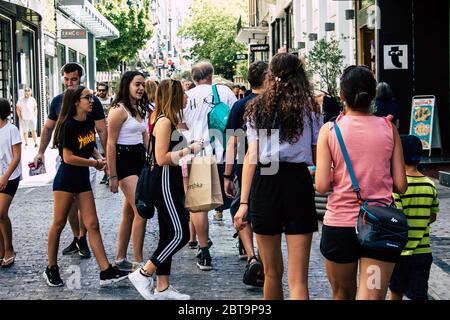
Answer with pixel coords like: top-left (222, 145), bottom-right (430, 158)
top-left (315, 66), bottom-right (407, 300)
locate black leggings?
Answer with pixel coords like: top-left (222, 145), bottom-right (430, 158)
top-left (150, 165), bottom-right (189, 275)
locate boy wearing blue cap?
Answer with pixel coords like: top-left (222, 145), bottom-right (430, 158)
top-left (389, 135), bottom-right (439, 300)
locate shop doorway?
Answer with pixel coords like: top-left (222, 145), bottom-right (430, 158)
top-left (359, 26), bottom-right (375, 73)
top-left (0, 17), bottom-right (13, 103)
top-left (16, 26), bottom-right (36, 99)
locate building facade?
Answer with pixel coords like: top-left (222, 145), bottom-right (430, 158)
top-left (236, 0), bottom-right (357, 82)
top-left (0, 0), bottom-right (118, 134)
top-left (1, 0), bottom-right (46, 130)
top-left (374, 0), bottom-right (450, 153)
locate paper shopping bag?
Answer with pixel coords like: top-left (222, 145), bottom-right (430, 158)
top-left (185, 155), bottom-right (223, 213)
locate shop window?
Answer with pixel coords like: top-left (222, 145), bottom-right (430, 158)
top-left (57, 44), bottom-right (66, 92)
top-left (79, 53), bottom-right (86, 70)
top-left (359, 0), bottom-right (375, 10)
top-left (18, 29), bottom-right (35, 93)
top-left (0, 18), bottom-right (12, 100)
top-left (68, 48), bottom-right (77, 62)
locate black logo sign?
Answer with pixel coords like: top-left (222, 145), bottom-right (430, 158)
top-left (235, 54), bottom-right (248, 61)
top-left (388, 46), bottom-right (404, 69)
top-left (250, 44), bottom-right (270, 52)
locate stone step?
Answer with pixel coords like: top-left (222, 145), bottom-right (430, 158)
top-left (439, 171), bottom-right (450, 187)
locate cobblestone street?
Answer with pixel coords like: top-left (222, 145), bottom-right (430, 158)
top-left (0, 145), bottom-right (449, 300)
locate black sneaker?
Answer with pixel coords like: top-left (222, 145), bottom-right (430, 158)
top-left (62, 238), bottom-right (79, 255)
top-left (196, 249), bottom-right (212, 271)
top-left (243, 257), bottom-right (263, 287)
top-left (188, 241), bottom-right (198, 249)
top-left (43, 265), bottom-right (64, 287)
top-left (195, 238), bottom-right (213, 258)
top-left (100, 265), bottom-right (129, 286)
top-left (77, 236), bottom-right (91, 259)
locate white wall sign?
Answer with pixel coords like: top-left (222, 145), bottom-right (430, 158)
top-left (384, 45), bottom-right (408, 70)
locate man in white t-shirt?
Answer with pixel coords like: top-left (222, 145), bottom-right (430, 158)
top-left (181, 60), bottom-right (237, 271)
top-left (16, 87), bottom-right (38, 148)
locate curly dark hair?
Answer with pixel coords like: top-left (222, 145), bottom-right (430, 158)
top-left (245, 53), bottom-right (320, 144)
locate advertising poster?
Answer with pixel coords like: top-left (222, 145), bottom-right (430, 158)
top-left (409, 96), bottom-right (435, 150)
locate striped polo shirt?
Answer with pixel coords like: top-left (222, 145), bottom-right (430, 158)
top-left (393, 176), bottom-right (439, 256)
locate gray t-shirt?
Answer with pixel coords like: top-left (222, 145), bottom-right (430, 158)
top-left (246, 112), bottom-right (322, 165)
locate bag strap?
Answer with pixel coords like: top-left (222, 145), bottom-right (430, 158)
top-left (212, 84), bottom-right (220, 105)
top-left (333, 119), bottom-right (363, 202)
top-left (146, 115), bottom-right (165, 165)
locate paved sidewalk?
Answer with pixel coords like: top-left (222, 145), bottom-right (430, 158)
top-left (1, 142), bottom-right (448, 300)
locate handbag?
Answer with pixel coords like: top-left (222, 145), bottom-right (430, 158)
top-left (333, 120), bottom-right (408, 253)
top-left (185, 151), bottom-right (223, 213)
top-left (135, 121), bottom-right (158, 219)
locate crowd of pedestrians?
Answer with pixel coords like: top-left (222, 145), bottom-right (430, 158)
top-left (0, 53), bottom-right (440, 301)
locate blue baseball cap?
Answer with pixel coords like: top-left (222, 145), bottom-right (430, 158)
top-left (400, 135), bottom-right (423, 163)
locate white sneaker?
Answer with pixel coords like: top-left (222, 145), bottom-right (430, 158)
top-left (128, 269), bottom-right (155, 300)
top-left (154, 286), bottom-right (191, 300)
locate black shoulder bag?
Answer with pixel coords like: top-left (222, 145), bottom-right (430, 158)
top-left (334, 120), bottom-right (409, 253)
top-left (135, 119), bottom-right (159, 219)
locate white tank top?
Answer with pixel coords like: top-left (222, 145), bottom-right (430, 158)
top-left (117, 106), bottom-right (147, 145)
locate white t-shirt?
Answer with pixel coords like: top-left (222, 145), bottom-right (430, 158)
top-left (98, 96), bottom-right (114, 113)
top-left (17, 97), bottom-right (37, 121)
top-left (0, 123), bottom-right (22, 180)
top-left (183, 84), bottom-right (237, 162)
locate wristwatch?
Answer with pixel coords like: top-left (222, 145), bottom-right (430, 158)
top-left (223, 174), bottom-right (233, 180)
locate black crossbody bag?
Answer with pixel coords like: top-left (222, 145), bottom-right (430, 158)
top-left (334, 120), bottom-right (408, 253)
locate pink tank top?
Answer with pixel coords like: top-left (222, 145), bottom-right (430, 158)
top-left (324, 115), bottom-right (394, 227)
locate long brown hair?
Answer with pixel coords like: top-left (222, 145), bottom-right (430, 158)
top-left (145, 80), bottom-right (158, 104)
top-left (53, 86), bottom-right (86, 148)
top-left (110, 71), bottom-right (148, 118)
top-left (245, 53), bottom-right (320, 144)
top-left (151, 79), bottom-right (184, 127)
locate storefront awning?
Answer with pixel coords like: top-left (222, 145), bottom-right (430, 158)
top-left (56, 0), bottom-right (119, 40)
top-left (0, 0), bottom-right (43, 18)
top-left (236, 26), bottom-right (269, 44)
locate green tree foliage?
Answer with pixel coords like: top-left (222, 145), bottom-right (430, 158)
top-left (96, 0), bottom-right (152, 71)
top-left (306, 37), bottom-right (345, 96)
top-left (179, 0), bottom-right (246, 80)
top-left (236, 61), bottom-right (248, 82)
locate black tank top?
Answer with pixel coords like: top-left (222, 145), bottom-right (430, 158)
top-left (151, 117), bottom-right (185, 164)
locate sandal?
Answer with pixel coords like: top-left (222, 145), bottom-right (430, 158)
top-left (1, 252), bottom-right (16, 268)
top-left (243, 256), bottom-right (263, 286)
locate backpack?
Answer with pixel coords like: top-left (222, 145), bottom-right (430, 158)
top-left (208, 84), bottom-right (231, 150)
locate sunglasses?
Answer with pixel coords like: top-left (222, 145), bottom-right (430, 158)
top-left (97, 89), bottom-right (107, 92)
top-left (80, 95), bottom-right (94, 102)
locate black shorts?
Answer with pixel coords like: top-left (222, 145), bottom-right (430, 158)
top-left (249, 162), bottom-right (318, 235)
top-left (0, 177), bottom-right (20, 197)
top-left (53, 163), bottom-right (91, 194)
top-left (389, 253), bottom-right (433, 300)
top-left (116, 144), bottom-right (146, 181)
top-left (320, 225), bottom-right (400, 264)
